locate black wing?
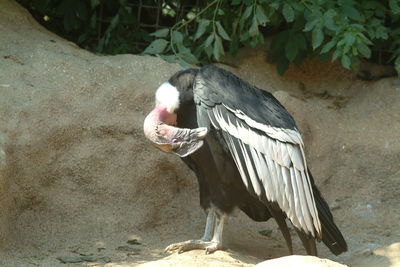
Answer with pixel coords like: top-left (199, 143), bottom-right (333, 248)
top-left (193, 66), bottom-right (321, 238)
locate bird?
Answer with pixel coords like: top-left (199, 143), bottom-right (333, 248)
top-left (143, 65), bottom-right (347, 256)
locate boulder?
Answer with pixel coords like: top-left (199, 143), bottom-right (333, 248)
top-left (255, 255), bottom-right (347, 267)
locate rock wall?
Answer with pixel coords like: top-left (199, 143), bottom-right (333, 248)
top-left (0, 0), bottom-right (198, 248)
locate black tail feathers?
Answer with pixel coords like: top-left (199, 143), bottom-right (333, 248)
top-left (309, 170), bottom-right (348, 255)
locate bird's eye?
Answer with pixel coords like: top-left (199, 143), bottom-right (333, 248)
top-left (172, 138), bottom-right (179, 143)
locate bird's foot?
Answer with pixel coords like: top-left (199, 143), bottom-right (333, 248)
top-left (164, 239), bottom-right (222, 254)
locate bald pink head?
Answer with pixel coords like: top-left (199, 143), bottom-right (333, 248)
top-left (143, 83), bottom-right (208, 157)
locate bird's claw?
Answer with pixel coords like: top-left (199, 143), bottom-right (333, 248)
top-left (205, 243), bottom-right (220, 254)
top-left (164, 240), bottom-right (221, 254)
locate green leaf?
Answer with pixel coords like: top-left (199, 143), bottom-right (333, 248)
top-left (150, 28), bottom-right (169, 38)
top-left (352, 46), bottom-right (358, 56)
top-left (295, 34), bottom-right (307, 50)
top-left (177, 59), bottom-right (193, 69)
top-left (77, 33), bottom-right (87, 44)
top-left (204, 34), bottom-right (214, 48)
top-left (177, 43), bottom-right (191, 54)
top-left (324, 17), bottom-right (336, 31)
top-left (249, 17), bottom-right (259, 37)
top-left (242, 6), bottom-right (253, 21)
top-left (109, 14), bottom-right (119, 31)
top-left (321, 40), bottom-right (336, 53)
top-left (256, 5), bottom-right (269, 25)
top-left (143, 39), bottom-right (169, 55)
top-left (216, 22), bottom-right (231, 41)
top-left (342, 5), bottom-right (361, 21)
top-left (232, 0), bottom-right (242, 5)
top-left (179, 49), bottom-right (199, 64)
top-left (171, 31), bottom-right (184, 43)
top-left (312, 28), bottom-right (324, 49)
top-left (291, 2), bottom-right (304, 12)
top-left (332, 49), bottom-right (341, 61)
top-left (270, 30), bottom-right (289, 52)
top-left (239, 5), bottom-right (253, 30)
top-left (325, 8), bottom-right (337, 18)
top-left (285, 39), bottom-right (298, 62)
top-left (357, 43), bottom-right (371, 58)
top-left (285, 34), bottom-right (306, 62)
top-left (304, 19), bottom-right (318, 32)
top-left (324, 10), bottom-right (337, 31)
top-left (282, 4), bottom-right (295, 22)
top-left (194, 19), bottom-right (210, 40)
top-left (213, 35), bottom-right (224, 61)
top-left (341, 55), bottom-right (351, 69)
top-left (395, 56), bottom-right (400, 74)
top-left (160, 55), bottom-right (178, 63)
top-left (270, 1), bottom-right (280, 10)
top-left (240, 31), bottom-right (250, 42)
top-left (90, 0), bottom-right (100, 9)
top-left (376, 27), bottom-right (389, 40)
top-left (389, 0), bottom-right (400, 14)
top-left (229, 35), bottom-right (240, 55)
top-left (344, 33), bottom-right (356, 46)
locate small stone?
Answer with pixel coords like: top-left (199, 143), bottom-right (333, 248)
top-left (116, 245), bottom-right (141, 254)
top-left (383, 230), bottom-right (391, 237)
top-left (330, 202), bottom-right (341, 211)
top-left (258, 229), bottom-right (273, 237)
top-left (100, 256), bottom-right (112, 263)
top-left (127, 252), bottom-right (141, 256)
top-left (57, 256), bottom-right (83, 263)
top-left (127, 238), bottom-right (141, 245)
top-left (360, 248), bottom-right (373, 256)
top-left (81, 255), bottom-right (97, 262)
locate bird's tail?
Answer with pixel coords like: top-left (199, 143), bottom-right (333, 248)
top-left (309, 169), bottom-right (348, 255)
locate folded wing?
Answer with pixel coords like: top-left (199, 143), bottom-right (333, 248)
top-left (207, 104), bottom-right (321, 237)
top-left (193, 66), bottom-right (321, 238)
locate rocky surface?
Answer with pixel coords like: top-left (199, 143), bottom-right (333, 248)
top-left (0, 0), bottom-right (399, 266)
top-left (255, 255), bottom-right (348, 267)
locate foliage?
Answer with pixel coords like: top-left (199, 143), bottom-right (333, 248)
top-left (17, 0), bottom-right (152, 54)
top-left (143, 0), bottom-right (400, 75)
top-left (17, 0), bottom-right (400, 75)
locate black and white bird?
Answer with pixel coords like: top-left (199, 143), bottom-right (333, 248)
top-left (143, 65), bottom-right (347, 256)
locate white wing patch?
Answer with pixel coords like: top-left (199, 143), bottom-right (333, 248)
top-left (223, 104), bottom-right (304, 145)
top-left (209, 105), bottom-right (321, 237)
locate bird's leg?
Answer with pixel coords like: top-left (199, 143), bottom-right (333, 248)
top-left (201, 208), bottom-right (216, 241)
top-left (204, 212), bottom-right (225, 254)
top-left (164, 207), bottom-right (225, 254)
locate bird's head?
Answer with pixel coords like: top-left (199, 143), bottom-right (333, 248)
top-left (143, 82), bottom-right (208, 157)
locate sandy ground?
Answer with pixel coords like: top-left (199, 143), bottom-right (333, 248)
top-left (0, 1), bottom-right (400, 266)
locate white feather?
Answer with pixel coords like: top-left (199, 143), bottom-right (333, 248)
top-left (155, 82), bottom-right (180, 113)
top-left (209, 104), bottom-right (322, 237)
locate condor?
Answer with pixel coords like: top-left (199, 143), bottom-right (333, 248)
top-left (143, 65), bottom-right (347, 256)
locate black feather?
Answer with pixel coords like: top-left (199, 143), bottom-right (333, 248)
top-left (168, 65), bottom-right (347, 256)
top-left (308, 170), bottom-right (348, 255)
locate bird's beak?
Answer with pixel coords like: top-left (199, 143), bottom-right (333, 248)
top-left (143, 108), bottom-right (208, 157)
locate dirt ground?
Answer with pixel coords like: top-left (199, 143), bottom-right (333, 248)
top-left (0, 1), bottom-right (399, 266)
